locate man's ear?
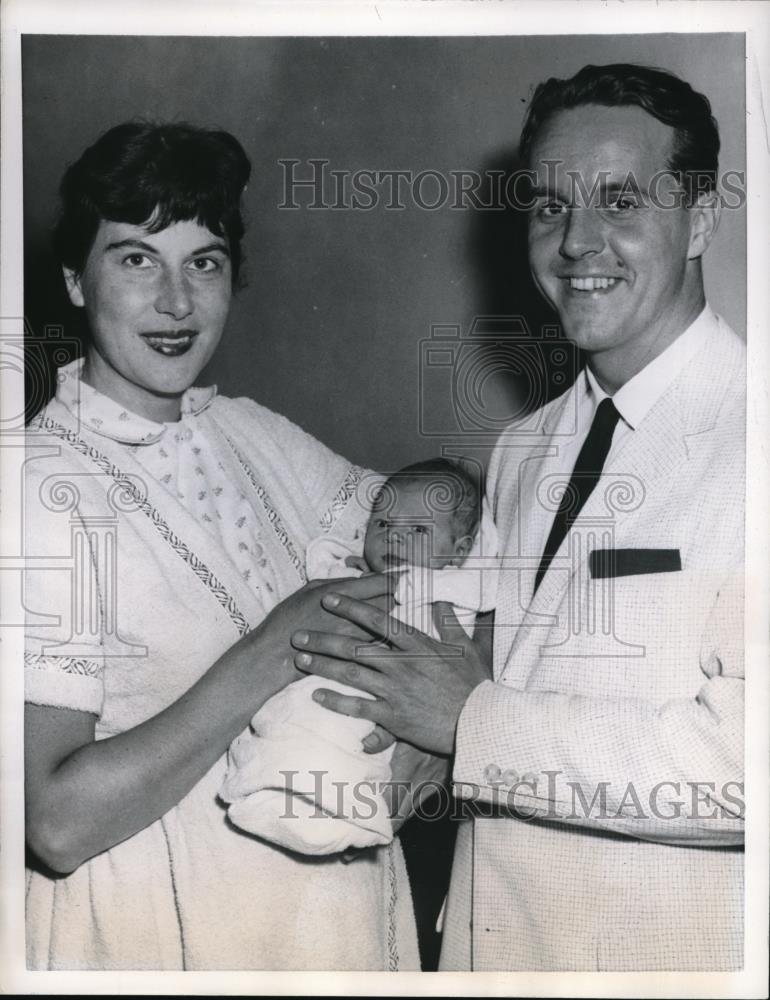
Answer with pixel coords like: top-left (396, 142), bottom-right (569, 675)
top-left (688, 189), bottom-right (721, 260)
top-left (62, 266), bottom-right (85, 307)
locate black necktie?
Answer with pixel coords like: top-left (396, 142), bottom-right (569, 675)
top-left (534, 397), bottom-right (621, 594)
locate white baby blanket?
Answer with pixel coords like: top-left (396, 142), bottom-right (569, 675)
top-left (220, 504), bottom-right (498, 855)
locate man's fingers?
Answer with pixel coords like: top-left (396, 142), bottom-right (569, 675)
top-left (317, 592), bottom-right (424, 651)
top-left (308, 685), bottom-right (385, 723)
top-left (362, 724), bottom-right (397, 754)
top-left (294, 646), bottom-right (390, 696)
top-left (293, 628), bottom-right (371, 662)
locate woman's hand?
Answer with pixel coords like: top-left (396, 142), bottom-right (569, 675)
top-left (231, 573), bottom-right (398, 703)
top-left (291, 600), bottom-right (492, 755)
top-left (25, 573), bottom-right (397, 874)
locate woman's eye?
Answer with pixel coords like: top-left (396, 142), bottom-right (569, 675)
top-left (123, 253), bottom-right (153, 268)
top-left (188, 257), bottom-right (220, 273)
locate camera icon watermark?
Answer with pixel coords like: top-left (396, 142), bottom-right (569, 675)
top-left (418, 316), bottom-right (579, 441)
top-left (0, 316), bottom-right (81, 436)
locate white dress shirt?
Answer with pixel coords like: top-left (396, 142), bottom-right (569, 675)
top-left (562, 304), bottom-right (716, 473)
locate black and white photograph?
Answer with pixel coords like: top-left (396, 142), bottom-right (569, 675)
top-left (1, 1), bottom-right (768, 994)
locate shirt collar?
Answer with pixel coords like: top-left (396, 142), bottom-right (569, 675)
top-left (55, 357), bottom-right (217, 444)
top-left (584, 304), bottom-right (714, 430)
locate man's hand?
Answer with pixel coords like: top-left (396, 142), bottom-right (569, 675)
top-left (236, 572), bottom-right (398, 698)
top-left (291, 598), bottom-right (491, 754)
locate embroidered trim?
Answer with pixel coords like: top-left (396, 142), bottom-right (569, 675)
top-left (223, 435), bottom-right (307, 584)
top-left (37, 417), bottom-right (250, 637)
top-left (320, 464), bottom-right (367, 533)
top-left (24, 651), bottom-right (102, 678)
top-left (386, 841), bottom-right (399, 970)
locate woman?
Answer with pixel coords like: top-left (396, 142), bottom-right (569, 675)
top-left (23, 121), bottom-right (420, 970)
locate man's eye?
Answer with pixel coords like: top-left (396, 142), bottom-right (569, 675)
top-left (374, 519), bottom-right (387, 529)
top-left (605, 195), bottom-right (639, 212)
top-left (123, 253), bottom-right (153, 268)
top-left (413, 525), bottom-right (428, 535)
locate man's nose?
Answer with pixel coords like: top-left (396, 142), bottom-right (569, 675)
top-left (155, 269), bottom-right (194, 319)
top-left (559, 206), bottom-right (604, 260)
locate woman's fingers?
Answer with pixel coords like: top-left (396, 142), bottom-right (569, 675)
top-left (330, 571), bottom-right (400, 601)
top-left (292, 628), bottom-right (389, 667)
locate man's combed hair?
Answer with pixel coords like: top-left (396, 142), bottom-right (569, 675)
top-left (54, 121), bottom-right (252, 284)
top-left (380, 458), bottom-right (482, 541)
top-left (519, 63), bottom-right (720, 200)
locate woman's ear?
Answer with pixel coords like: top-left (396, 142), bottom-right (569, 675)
top-left (688, 189), bottom-right (721, 260)
top-left (62, 266), bottom-right (85, 307)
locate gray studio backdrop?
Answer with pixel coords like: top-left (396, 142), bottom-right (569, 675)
top-left (23, 34), bottom-right (745, 472)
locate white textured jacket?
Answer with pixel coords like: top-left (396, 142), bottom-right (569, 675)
top-left (441, 310), bottom-right (745, 971)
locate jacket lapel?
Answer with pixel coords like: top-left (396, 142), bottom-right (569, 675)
top-left (499, 318), bottom-right (732, 683)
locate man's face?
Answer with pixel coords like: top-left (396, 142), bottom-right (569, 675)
top-left (363, 481), bottom-right (466, 573)
top-left (65, 217), bottom-right (232, 420)
top-left (527, 104), bottom-right (709, 386)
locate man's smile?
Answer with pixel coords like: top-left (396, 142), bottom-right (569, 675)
top-left (565, 276), bottom-right (621, 292)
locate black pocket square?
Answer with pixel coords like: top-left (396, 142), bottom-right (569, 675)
top-left (589, 548), bottom-right (682, 579)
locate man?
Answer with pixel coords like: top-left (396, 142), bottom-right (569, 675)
top-left (294, 64), bottom-right (745, 971)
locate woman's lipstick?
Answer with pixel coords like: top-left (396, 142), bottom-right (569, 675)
top-left (141, 330), bottom-right (198, 356)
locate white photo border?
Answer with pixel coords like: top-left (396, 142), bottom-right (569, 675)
top-left (1, 1), bottom-right (768, 996)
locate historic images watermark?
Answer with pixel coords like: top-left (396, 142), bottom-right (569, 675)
top-left (278, 159), bottom-right (747, 212)
top-left (273, 769), bottom-right (746, 826)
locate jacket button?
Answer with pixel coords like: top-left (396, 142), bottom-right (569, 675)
top-left (483, 764), bottom-right (501, 783)
top-left (501, 768), bottom-right (519, 786)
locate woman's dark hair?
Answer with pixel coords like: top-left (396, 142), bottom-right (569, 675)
top-left (54, 121), bottom-right (252, 285)
top-left (519, 63), bottom-right (720, 200)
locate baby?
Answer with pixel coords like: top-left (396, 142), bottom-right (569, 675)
top-left (219, 458), bottom-right (497, 855)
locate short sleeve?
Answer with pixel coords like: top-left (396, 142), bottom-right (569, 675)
top-left (23, 452), bottom-right (105, 716)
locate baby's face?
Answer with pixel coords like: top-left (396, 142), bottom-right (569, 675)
top-left (363, 480), bottom-right (466, 573)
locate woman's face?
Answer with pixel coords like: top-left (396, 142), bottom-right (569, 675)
top-left (64, 217), bottom-right (233, 422)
